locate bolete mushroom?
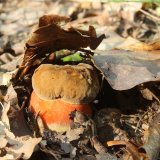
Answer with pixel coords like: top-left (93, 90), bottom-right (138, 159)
top-left (29, 63), bottom-right (100, 132)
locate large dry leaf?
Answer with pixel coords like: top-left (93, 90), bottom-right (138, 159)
top-left (6, 136), bottom-right (41, 159)
top-left (23, 15), bottom-right (105, 65)
top-left (27, 23), bottom-right (104, 50)
top-left (16, 14), bottom-right (105, 79)
top-left (0, 101), bottom-right (41, 159)
top-left (106, 140), bottom-right (147, 160)
top-left (93, 50), bottom-right (160, 90)
top-left (3, 85), bottom-right (32, 136)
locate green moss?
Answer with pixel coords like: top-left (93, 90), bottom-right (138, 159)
top-left (61, 53), bottom-right (83, 62)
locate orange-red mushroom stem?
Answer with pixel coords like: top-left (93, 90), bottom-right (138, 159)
top-left (30, 91), bottom-right (92, 132)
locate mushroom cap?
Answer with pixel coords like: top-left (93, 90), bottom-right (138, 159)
top-left (32, 63), bottom-right (100, 104)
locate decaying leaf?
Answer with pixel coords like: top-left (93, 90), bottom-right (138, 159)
top-left (66, 127), bottom-right (85, 142)
top-left (1, 85), bottom-right (31, 136)
top-left (0, 101), bottom-right (41, 159)
top-left (1, 102), bottom-right (10, 129)
top-left (38, 14), bottom-right (71, 27)
top-left (0, 71), bottom-right (15, 86)
top-left (93, 50), bottom-right (160, 90)
top-left (4, 85), bottom-right (18, 105)
top-left (0, 84), bottom-right (40, 159)
top-left (16, 14), bottom-right (105, 80)
top-left (91, 136), bottom-right (108, 154)
top-left (60, 142), bottom-right (76, 158)
top-left (106, 140), bottom-right (147, 160)
top-left (6, 136), bottom-right (41, 159)
top-left (141, 113), bottom-right (160, 160)
top-left (95, 153), bottom-right (118, 160)
top-left (117, 38), bottom-right (160, 51)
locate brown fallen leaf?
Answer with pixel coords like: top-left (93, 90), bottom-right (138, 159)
top-left (15, 14), bottom-right (105, 80)
top-left (38, 14), bottom-right (71, 27)
top-left (6, 136), bottom-right (41, 160)
top-left (91, 136), bottom-right (108, 154)
top-left (3, 85), bottom-right (31, 136)
top-left (0, 101), bottom-right (41, 159)
top-left (106, 140), bottom-right (148, 160)
top-left (117, 37), bottom-right (160, 51)
top-left (27, 23), bottom-right (104, 51)
top-left (66, 127), bottom-right (85, 142)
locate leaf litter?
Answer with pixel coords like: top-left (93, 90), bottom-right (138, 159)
top-left (1, 1), bottom-right (160, 160)
top-left (0, 89), bottom-right (41, 159)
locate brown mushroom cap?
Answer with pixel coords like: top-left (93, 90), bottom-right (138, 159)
top-left (32, 63), bottom-right (100, 104)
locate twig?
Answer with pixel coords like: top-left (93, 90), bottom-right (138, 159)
top-left (135, 109), bottom-right (150, 133)
top-left (139, 9), bottom-right (160, 22)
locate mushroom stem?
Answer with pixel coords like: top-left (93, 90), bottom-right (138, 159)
top-left (29, 91), bottom-right (92, 132)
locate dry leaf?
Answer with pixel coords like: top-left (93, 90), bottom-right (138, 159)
top-left (96, 28), bottom-right (125, 51)
top-left (56, 133), bottom-right (77, 158)
top-left (117, 37), bottom-right (160, 51)
top-left (0, 85), bottom-right (40, 159)
top-left (1, 102), bottom-right (10, 129)
top-left (38, 14), bottom-right (71, 27)
top-left (66, 127), bottom-right (85, 142)
top-left (106, 140), bottom-right (146, 160)
top-left (60, 142), bottom-right (76, 157)
top-left (4, 85), bottom-right (18, 105)
top-left (91, 136), bottom-right (107, 154)
top-left (0, 154), bottom-right (14, 160)
top-left (27, 23), bottom-right (105, 50)
top-left (0, 71), bottom-right (14, 86)
top-left (119, 3), bottom-right (142, 22)
top-left (6, 136), bottom-right (41, 159)
top-left (95, 153), bottom-right (118, 160)
top-left (93, 50), bottom-right (160, 90)
top-left (2, 85), bottom-right (31, 136)
top-left (0, 101), bottom-right (41, 159)
top-left (0, 135), bottom-right (8, 148)
top-left (116, 37), bottom-right (140, 50)
top-left (15, 14), bottom-right (105, 79)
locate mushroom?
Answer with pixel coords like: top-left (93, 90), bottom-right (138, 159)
top-left (29, 63), bottom-right (100, 132)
